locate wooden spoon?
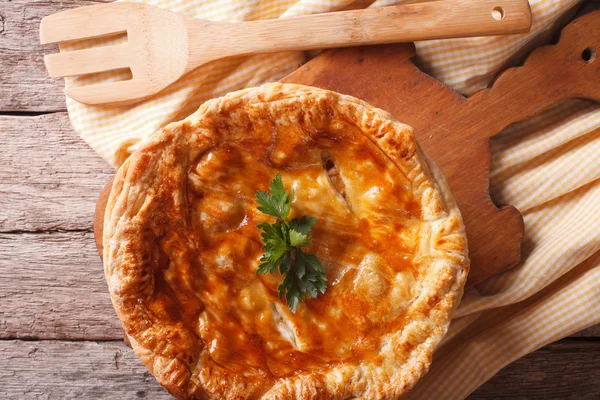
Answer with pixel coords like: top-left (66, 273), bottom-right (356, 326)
top-left (40, 0), bottom-right (531, 106)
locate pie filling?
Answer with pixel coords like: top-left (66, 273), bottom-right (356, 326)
top-left (147, 121), bottom-right (423, 378)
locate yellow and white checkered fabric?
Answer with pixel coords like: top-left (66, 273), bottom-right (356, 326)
top-left (65, 1), bottom-right (600, 398)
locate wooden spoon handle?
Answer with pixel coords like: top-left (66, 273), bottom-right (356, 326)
top-left (187, 0), bottom-right (531, 69)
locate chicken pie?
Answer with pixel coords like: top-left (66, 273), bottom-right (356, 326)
top-left (103, 83), bottom-right (469, 399)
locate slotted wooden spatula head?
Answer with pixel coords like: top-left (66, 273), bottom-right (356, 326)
top-left (40, 2), bottom-right (198, 106)
top-left (40, 0), bottom-right (532, 106)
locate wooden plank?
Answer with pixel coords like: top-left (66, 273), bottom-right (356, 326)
top-left (0, 0), bottom-right (110, 112)
top-left (469, 339), bottom-right (600, 399)
top-left (570, 324), bottom-right (600, 338)
top-left (0, 216), bottom-right (597, 342)
top-left (0, 340), bottom-right (171, 399)
top-left (1, 229), bottom-right (598, 342)
top-left (0, 231), bottom-right (123, 340)
top-left (0, 113), bottom-right (113, 232)
top-left (0, 339), bottom-right (597, 399)
top-left (0, 0), bottom-right (593, 112)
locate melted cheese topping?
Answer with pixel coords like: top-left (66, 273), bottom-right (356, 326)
top-left (151, 120), bottom-right (422, 378)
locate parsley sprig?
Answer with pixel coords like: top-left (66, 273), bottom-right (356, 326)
top-left (255, 173), bottom-right (327, 313)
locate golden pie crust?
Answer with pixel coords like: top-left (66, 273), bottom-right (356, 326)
top-left (103, 83), bottom-right (469, 399)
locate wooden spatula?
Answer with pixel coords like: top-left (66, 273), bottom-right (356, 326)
top-left (40, 0), bottom-right (531, 106)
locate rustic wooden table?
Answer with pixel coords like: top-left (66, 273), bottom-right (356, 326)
top-left (1, 1), bottom-right (599, 399)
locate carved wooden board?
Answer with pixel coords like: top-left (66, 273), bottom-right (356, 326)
top-left (95, 10), bottom-right (600, 285)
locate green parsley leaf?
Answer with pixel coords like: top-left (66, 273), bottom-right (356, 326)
top-left (289, 216), bottom-right (317, 235)
top-left (255, 190), bottom-right (283, 219)
top-left (289, 229), bottom-right (312, 247)
top-left (255, 174), bottom-right (327, 313)
top-left (279, 251), bottom-right (291, 274)
top-left (255, 173), bottom-right (294, 220)
top-left (268, 173), bottom-right (286, 204)
top-left (294, 250), bottom-right (306, 279)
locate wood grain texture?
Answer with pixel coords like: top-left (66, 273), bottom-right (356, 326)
top-left (0, 340), bottom-right (170, 399)
top-left (1, 226), bottom-right (598, 342)
top-left (0, 113), bottom-right (113, 232)
top-left (570, 324), bottom-right (600, 337)
top-left (0, 339), bottom-right (598, 399)
top-left (0, 0), bottom-right (110, 112)
top-left (0, 231), bottom-right (123, 340)
top-left (469, 340), bottom-right (600, 400)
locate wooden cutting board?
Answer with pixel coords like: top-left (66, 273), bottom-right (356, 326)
top-left (94, 10), bottom-right (600, 285)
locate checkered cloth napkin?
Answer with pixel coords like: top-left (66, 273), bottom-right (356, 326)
top-left (63, 1), bottom-right (600, 398)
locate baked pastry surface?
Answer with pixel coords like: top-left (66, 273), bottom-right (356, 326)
top-left (103, 83), bottom-right (469, 399)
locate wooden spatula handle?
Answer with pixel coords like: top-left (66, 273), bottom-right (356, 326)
top-left (187, 0), bottom-right (531, 71)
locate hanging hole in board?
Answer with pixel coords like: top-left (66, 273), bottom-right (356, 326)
top-left (492, 7), bottom-right (505, 21)
top-left (581, 47), bottom-right (596, 63)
